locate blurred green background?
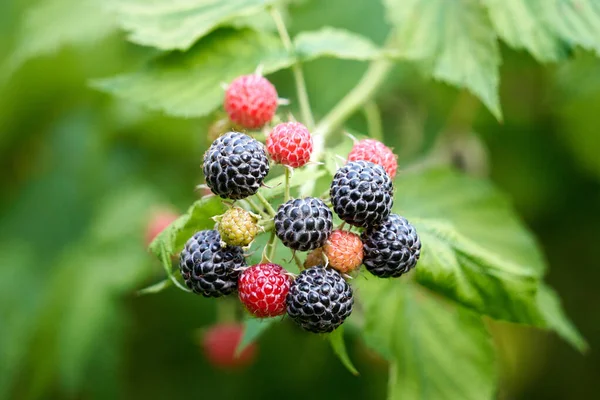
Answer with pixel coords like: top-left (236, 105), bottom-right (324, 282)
top-left (1, 0), bottom-right (599, 399)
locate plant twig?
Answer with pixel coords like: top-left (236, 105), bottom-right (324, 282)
top-left (270, 7), bottom-right (315, 129)
top-left (363, 101), bottom-right (383, 141)
top-left (315, 56), bottom-right (393, 139)
top-left (259, 218), bottom-right (274, 232)
top-left (265, 230), bottom-right (278, 262)
top-left (293, 252), bottom-right (303, 271)
top-left (255, 191), bottom-right (277, 217)
top-left (284, 167), bottom-right (291, 202)
top-left (300, 33), bottom-right (396, 196)
top-left (246, 197), bottom-right (270, 219)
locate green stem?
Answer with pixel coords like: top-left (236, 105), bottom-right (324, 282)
top-left (284, 167), bottom-right (291, 202)
top-left (255, 191), bottom-right (277, 217)
top-left (270, 7), bottom-right (315, 129)
top-left (300, 34), bottom-right (396, 196)
top-left (266, 230), bottom-right (278, 262)
top-left (246, 197), bottom-right (270, 219)
top-left (314, 56), bottom-right (393, 139)
top-left (363, 101), bottom-right (383, 141)
top-left (293, 252), bottom-right (304, 271)
top-left (259, 218), bottom-right (274, 232)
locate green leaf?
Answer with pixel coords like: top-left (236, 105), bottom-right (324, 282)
top-left (259, 166), bottom-right (327, 201)
top-left (149, 195), bottom-right (224, 290)
top-left (538, 284), bottom-right (588, 352)
top-left (396, 168), bottom-right (546, 324)
top-left (0, 243), bottom-right (41, 400)
top-left (7, 0), bottom-right (116, 74)
top-left (554, 53), bottom-right (600, 179)
top-left (57, 248), bottom-right (147, 394)
top-left (383, 0), bottom-right (502, 120)
top-left (294, 27), bottom-right (383, 62)
top-left (539, 0), bottom-right (600, 55)
top-left (23, 187), bottom-right (159, 398)
top-left (109, 0), bottom-right (278, 50)
top-left (92, 29), bottom-right (293, 118)
top-left (357, 278), bottom-right (496, 400)
top-left (482, 0), bottom-right (600, 61)
top-left (236, 317), bottom-right (275, 356)
top-left (150, 195), bottom-right (224, 256)
top-left (136, 278), bottom-right (172, 296)
top-left (328, 326), bottom-right (359, 376)
top-left (482, 0), bottom-right (568, 62)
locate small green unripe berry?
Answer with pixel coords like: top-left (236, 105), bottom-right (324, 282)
top-left (217, 207), bottom-right (259, 247)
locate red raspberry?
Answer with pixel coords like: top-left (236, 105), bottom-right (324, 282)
top-left (266, 122), bottom-right (313, 168)
top-left (267, 122), bottom-right (312, 168)
top-left (238, 263), bottom-right (291, 317)
top-left (144, 208), bottom-right (178, 246)
top-left (224, 74), bottom-right (278, 129)
top-left (347, 139), bottom-right (398, 179)
top-left (201, 323), bottom-right (257, 370)
top-left (323, 230), bottom-right (363, 274)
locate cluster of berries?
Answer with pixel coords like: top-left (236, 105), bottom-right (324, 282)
top-left (179, 73), bottom-right (421, 334)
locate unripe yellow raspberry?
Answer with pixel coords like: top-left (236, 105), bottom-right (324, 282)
top-left (217, 207), bottom-right (259, 247)
top-left (323, 230), bottom-right (363, 274)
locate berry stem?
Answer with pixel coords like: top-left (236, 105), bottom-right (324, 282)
top-left (293, 252), bottom-right (303, 271)
top-left (284, 167), bottom-right (291, 202)
top-left (255, 192), bottom-right (277, 217)
top-left (314, 56), bottom-right (393, 139)
top-left (265, 230), bottom-right (278, 262)
top-left (258, 218), bottom-right (274, 232)
top-left (300, 33), bottom-right (396, 196)
top-left (269, 7), bottom-right (315, 129)
top-left (246, 197), bottom-right (270, 219)
top-left (362, 101), bottom-right (383, 141)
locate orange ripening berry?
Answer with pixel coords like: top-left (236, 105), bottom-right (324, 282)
top-left (323, 230), bottom-right (363, 274)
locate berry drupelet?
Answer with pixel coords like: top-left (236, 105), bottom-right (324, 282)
top-left (203, 132), bottom-right (270, 200)
top-left (179, 230), bottom-right (246, 297)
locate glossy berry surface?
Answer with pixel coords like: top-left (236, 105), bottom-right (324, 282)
top-left (323, 230), bottom-right (363, 274)
top-left (179, 230), bottom-right (245, 297)
top-left (218, 207), bottom-right (259, 247)
top-left (274, 197), bottom-right (333, 251)
top-left (266, 122), bottom-right (313, 168)
top-left (286, 265), bottom-right (354, 333)
top-left (202, 323), bottom-right (257, 370)
top-left (348, 139), bottom-right (398, 179)
top-left (203, 132), bottom-right (270, 200)
top-left (361, 214), bottom-right (421, 278)
top-left (238, 263), bottom-right (291, 317)
top-left (330, 160), bottom-right (393, 228)
top-left (224, 74), bottom-right (278, 129)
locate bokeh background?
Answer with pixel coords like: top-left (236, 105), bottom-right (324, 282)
top-left (1, 0), bottom-right (599, 399)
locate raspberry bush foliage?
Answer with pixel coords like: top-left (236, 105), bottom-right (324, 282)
top-left (6, 0), bottom-right (596, 398)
